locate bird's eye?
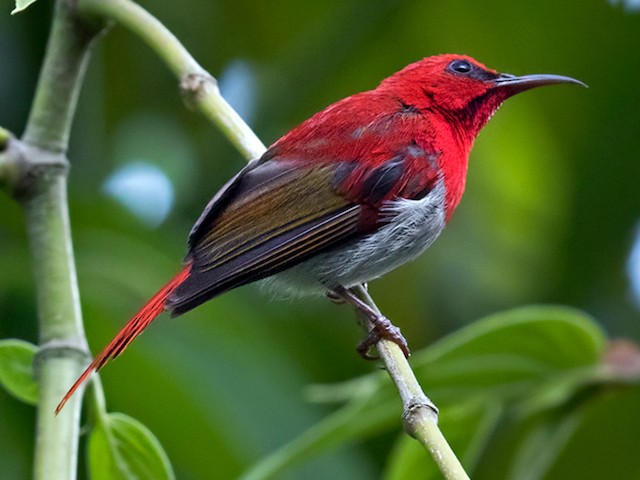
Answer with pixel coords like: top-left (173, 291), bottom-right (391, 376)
top-left (448, 59), bottom-right (473, 75)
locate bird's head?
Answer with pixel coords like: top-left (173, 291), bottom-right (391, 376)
top-left (380, 54), bottom-right (585, 143)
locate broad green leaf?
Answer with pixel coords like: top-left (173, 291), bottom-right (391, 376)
top-left (408, 305), bottom-right (606, 403)
top-left (508, 409), bottom-right (584, 480)
top-left (0, 339), bottom-right (38, 405)
top-left (472, 385), bottom-right (640, 479)
top-left (422, 305), bottom-right (604, 366)
top-left (543, 385), bottom-right (640, 479)
top-left (11, 0), bottom-right (38, 14)
top-left (243, 306), bottom-right (605, 480)
top-left (89, 412), bottom-right (175, 480)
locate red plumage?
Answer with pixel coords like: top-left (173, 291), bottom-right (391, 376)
top-left (267, 55), bottom-right (508, 220)
top-left (55, 265), bottom-right (191, 414)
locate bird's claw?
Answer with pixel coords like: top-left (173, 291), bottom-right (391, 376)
top-left (357, 317), bottom-right (410, 360)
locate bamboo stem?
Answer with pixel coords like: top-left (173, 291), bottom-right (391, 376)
top-left (16, 1), bottom-right (102, 478)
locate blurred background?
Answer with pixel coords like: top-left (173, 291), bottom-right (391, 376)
top-left (1, 0), bottom-right (639, 478)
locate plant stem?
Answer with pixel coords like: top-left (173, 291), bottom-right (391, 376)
top-left (78, 0), bottom-right (266, 161)
top-left (27, 170), bottom-right (87, 480)
top-left (22, 4), bottom-right (99, 151)
top-left (17, 1), bottom-right (102, 478)
top-left (352, 285), bottom-right (470, 479)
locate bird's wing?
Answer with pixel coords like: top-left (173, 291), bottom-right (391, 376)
top-left (167, 160), bottom-right (365, 315)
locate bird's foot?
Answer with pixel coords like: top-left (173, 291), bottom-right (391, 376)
top-left (357, 316), bottom-right (410, 360)
top-left (329, 285), bottom-right (410, 360)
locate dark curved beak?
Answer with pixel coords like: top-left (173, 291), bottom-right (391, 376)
top-left (494, 73), bottom-right (587, 94)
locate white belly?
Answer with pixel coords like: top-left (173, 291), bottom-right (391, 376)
top-left (261, 180), bottom-right (446, 296)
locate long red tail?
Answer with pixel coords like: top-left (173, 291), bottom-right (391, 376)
top-left (55, 264), bottom-right (192, 415)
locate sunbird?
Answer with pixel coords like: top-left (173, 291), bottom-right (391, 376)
top-left (56, 54), bottom-right (584, 414)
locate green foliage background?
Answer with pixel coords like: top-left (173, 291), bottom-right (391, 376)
top-left (1, 0), bottom-right (640, 478)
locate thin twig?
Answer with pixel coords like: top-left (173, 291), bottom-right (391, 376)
top-left (351, 285), bottom-right (470, 479)
top-left (78, 0), bottom-right (266, 161)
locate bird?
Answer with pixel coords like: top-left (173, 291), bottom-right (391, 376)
top-left (56, 54), bottom-right (584, 414)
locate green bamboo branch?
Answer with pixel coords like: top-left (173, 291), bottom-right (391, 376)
top-left (3, 1), bottom-right (104, 479)
top-left (78, 0), bottom-right (266, 161)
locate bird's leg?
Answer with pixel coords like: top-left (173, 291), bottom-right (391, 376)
top-left (331, 285), bottom-right (410, 360)
top-left (325, 290), bottom-right (345, 304)
top-left (325, 282), bottom-right (367, 304)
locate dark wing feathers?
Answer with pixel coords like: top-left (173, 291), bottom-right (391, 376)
top-left (167, 162), bottom-right (362, 315)
top-left (359, 156), bottom-right (405, 204)
top-left (193, 162), bottom-right (347, 268)
top-left (187, 156), bottom-right (289, 250)
top-left (170, 205), bottom-right (360, 316)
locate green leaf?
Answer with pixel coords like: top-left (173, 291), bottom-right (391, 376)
top-left (543, 385), bottom-right (640, 479)
top-left (508, 409), bottom-right (584, 480)
top-left (89, 412), bottom-right (175, 480)
top-left (408, 305), bottom-right (606, 402)
top-left (418, 305), bottom-right (605, 368)
top-left (243, 306), bottom-right (605, 480)
top-left (0, 339), bottom-right (38, 405)
top-left (11, 0), bottom-right (38, 14)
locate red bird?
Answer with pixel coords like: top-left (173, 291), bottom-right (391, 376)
top-left (56, 54), bottom-right (583, 413)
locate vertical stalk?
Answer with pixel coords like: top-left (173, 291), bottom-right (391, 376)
top-left (26, 172), bottom-right (87, 480)
top-left (22, 1), bottom-right (98, 151)
top-left (19, 1), bottom-right (102, 478)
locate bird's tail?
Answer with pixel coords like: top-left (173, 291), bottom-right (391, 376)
top-left (55, 264), bottom-right (192, 415)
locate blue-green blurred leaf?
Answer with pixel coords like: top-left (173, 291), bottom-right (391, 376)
top-left (0, 339), bottom-right (38, 405)
top-left (88, 412), bottom-right (175, 480)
